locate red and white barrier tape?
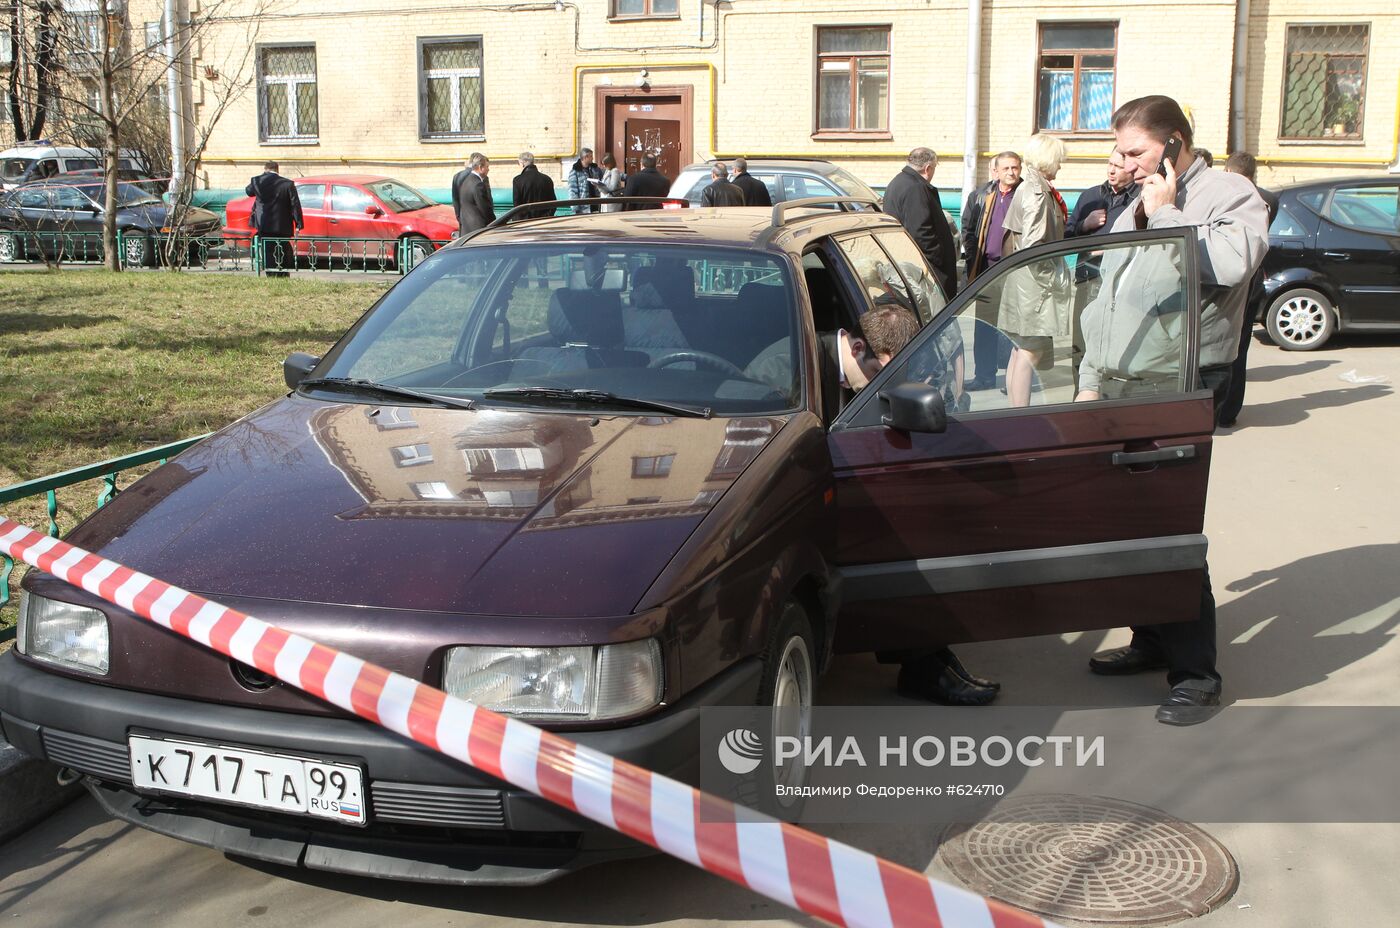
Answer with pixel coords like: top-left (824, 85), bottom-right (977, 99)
top-left (1, 517), bottom-right (1055, 928)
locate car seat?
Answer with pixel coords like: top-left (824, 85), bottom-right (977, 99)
top-left (518, 288), bottom-right (647, 374)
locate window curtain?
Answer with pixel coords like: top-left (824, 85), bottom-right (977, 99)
top-left (1079, 70), bottom-right (1114, 131)
top-left (1038, 70), bottom-right (1074, 131)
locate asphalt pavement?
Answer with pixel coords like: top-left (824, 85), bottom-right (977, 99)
top-left (1, 333), bottom-right (1396, 927)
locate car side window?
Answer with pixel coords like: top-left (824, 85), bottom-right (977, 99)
top-left (752, 173), bottom-right (781, 203)
top-left (1324, 185), bottom-right (1400, 235)
top-left (874, 231), bottom-right (948, 323)
top-left (332, 184), bottom-right (374, 214)
top-left (51, 187), bottom-right (88, 210)
top-left (1270, 204), bottom-right (1307, 238)
top-left (17, 189), bottom-right (50, 209)
top-left (835, 233), bottom-right (921, 320)
top-left (865, 233), bottom-right (1194, 420)
top-left (297, 184), bottom-right (326, 210)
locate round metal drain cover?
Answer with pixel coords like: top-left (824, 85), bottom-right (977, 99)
top-left (938, 795), bottom-right (1238, 925)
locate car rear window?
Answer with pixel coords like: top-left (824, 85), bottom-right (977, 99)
top-left (320, 244), bottom-right (800, 416)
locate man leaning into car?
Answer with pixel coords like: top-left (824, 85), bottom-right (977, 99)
top-left (1075, 94), bottom-right (1269, 725)
top-left (816, 306), bottom-right (1002, 706)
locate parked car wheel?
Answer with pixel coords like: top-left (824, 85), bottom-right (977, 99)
top-left (758, 599), bottom-right (815, 807)
top-left (121, 229), bottom-right (149, 267)
top-left (402, 234), bottom-right (432, 268)
top-left (0, 232), bottom-right (16, 263)
top-left (1266, 287), bottom-right (1336, 351)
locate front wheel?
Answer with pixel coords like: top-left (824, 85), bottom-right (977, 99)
top-left (401, 234), bottom-right (432, 269)
top-left (1266, 287), bottom-right (1336, 351)
top-left (0, 232), bottom-right (16, 263)
top-left (757, 599), bottom-right (816, 809)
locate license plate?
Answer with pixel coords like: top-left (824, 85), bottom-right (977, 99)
top-left (129, 735), bottom-right (367, 826)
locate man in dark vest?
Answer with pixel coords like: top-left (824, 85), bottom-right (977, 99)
top-left (730, 158), bottom-right (772, 208)
top-left (620, 154), bottom-right (672, 209)
top-left (882, 147), bottom-right (958, 299)
top-left (701, 162), bottom-right (746, 207)
top-left (246, 161), bottom-right (303, 278)
top-left (511, 151), bottom-right (556, 220)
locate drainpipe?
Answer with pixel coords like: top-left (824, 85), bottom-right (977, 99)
top-left (961, 0), bottom-right (982, 213)
top-left (164, 0), bottom-right (185, 194)
top-left (1230, 0), bottom-right (1249, 154)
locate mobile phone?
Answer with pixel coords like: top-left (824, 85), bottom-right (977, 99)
top-left (1157, 136), bottom-right (1183, 177)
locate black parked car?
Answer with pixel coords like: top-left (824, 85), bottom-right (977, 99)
top-left (1258, 177), bottom-right (1400, 350)
top-left (0, 176), bottom-right (221, 266)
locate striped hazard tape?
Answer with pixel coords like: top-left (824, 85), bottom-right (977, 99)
top-left (0, 517), bottom-right (1057, 928)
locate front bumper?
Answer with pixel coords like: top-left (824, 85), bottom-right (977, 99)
top-left (0, 651), bottom-right (761, 885)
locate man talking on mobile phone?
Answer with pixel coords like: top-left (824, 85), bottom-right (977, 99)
top-left (1075, 95), bottom-right (1270, 725)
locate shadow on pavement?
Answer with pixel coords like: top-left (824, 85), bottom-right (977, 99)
top-left (1243, 358), bottom-right (1336, 383)
top-left (1231, 383), bottom-right (1391, 429)
top-left (0, 796), bottom-right (135, 916)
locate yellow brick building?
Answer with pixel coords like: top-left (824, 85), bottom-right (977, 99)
top-left (4, 0), bottom-right (1396, 195)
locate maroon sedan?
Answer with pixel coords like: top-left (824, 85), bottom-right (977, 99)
top-left (224, 174), bottom-right (457, 266)
top-left (0, 197), bottom-right (1213, 884)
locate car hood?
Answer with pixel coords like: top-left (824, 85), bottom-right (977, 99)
top-left (67, 396), bottom-right (785, 616)
top-left (119, 203), bottom-right (220, 229)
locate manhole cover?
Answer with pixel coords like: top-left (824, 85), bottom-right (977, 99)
top-left (937, 795), bottom-right (1238, 925)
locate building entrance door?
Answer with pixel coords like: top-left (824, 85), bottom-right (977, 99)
top-left (597, 87), bottom-right (694, 183)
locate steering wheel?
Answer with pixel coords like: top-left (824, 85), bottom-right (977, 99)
top-left (649, 350), bottom-right (748, 378)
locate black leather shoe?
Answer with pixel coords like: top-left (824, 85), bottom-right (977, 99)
top-left (964, 376), bottom-right (996, 391)
top-left (1089, 646), bottom-right (1167, 676)
top-left (896, 657), bottom-right (998, 706)
top-left (940, 648), bottom-right (1000, 690)
top-left (1155, 680), bottom-right (1222, 726)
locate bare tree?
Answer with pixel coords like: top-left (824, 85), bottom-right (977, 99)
top-left (6, 0), bottom-right (274, 270)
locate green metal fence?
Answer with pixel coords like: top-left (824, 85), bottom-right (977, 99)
top-left (0, 231), bottom-right (451, 275)
top-left (0, 435), bottom-right (207, 642)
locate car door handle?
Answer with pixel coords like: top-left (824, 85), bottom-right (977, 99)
top-left (1322, 251), bottom-right (1351, 260)
top-left (328, 218), bottom-right (339, 224)
top-left (1113, 445), bottom-right (1196, 467)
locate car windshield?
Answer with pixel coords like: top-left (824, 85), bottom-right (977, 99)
top-left (367, 180), bottom-right (435, 213)
top-left (828, 168), bottom-right (880, 202)
top-left (74, 182), bottom-right (163, 207)
top-left (316, 244), bottom-right (801, 416)
top-left (2, 159), bottom-right (35, 184)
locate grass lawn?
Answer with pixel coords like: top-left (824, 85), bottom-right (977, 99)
top-left (1, 270), bottom-right (394, 620)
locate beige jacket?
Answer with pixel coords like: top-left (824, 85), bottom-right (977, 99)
top-left (997, 165), bottom-right (1071, 339)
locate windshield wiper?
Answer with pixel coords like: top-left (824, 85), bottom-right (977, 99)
top-left (482, 387), bottom-right (710, 419)
top-left (299, 377), bottom-right (476, 410)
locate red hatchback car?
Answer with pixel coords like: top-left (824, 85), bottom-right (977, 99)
top-left (223, 174), bottom-right (458, 266)
top-left (1, 197), bottom-right (1215, 885)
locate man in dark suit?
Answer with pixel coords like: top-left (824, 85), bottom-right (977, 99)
top-left (1066, 149), bottom-right (1139, 238)
top-left (451, 152), bottom-right (494, 234)
top-left (246, 160), bottom-right (302, 278)
top-left (730, 157), bottom-right (772, 208)
top-left (814, 305), bottom-right (1000, 706)
top-left (510, 151), bottom-right (556, 220)
top-left (620, 154), bottom-right (671, 209)
top-left (882, 147), bottom-right (958, 299)
top-left (701, 162), bottom-right (746, 207)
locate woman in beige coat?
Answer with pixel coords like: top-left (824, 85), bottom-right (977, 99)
top-left (999, 133), bottom-right (1070, 407)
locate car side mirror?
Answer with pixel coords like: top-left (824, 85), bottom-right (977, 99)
top-left (879, 381), bottom-right (947, 434)
top-left (283, 352), bottom-right (320, 390)
top-left (365, 205), bottom-right (383, 217)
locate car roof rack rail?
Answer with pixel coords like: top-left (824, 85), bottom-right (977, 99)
top-left (455, 196), bottom-right (689, 241)
top-left (770, 196), bottom-right (881, 229)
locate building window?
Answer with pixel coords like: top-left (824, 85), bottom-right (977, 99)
top-left (69, 11), bottom-right (102, 52)
top-left (258, 44), bottom-right (318, 142)
top-left (2, 29), bottom-right (13, 66)
top-left (419, 37), bottom-right (483, 139)
top-left (610, 0), bottom-right (678, 18)
top-left (412, 481), bottom-right (455, 501)
top-left (632, 453), bottom-right (675, 478)
top-left (1036, 22), bottom-right (1117, 133)
top-left (144, 19), bottom-right (166, 55)
top-left (392, 443), bottom-right (434, 467)
top-left (463, 447), bottom-right (545, 474)
top-left (815, 26), bottom-right (890, 135)
top-left (1281, 24), bottom-right (1369, 140)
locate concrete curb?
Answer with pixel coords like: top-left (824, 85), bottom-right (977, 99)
top-left (0, 739), bottom-right (84, 843)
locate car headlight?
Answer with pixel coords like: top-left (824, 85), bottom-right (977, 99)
top-left (442, 640), bottom-right (662, 721)
top-left (16, 590), bottom-right (110, 676)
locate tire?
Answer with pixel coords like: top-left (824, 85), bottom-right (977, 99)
top-left (756, 599), bottom-right (816, 810)
top-left (1266, 287), bottom-right (1336, 351)
top-left (401, 234), bottom-right (432, 270)
top-left (121, 230), bottom-right (149, 268)
top-left (0, 233), bottom-right (16, 263)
